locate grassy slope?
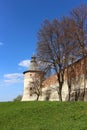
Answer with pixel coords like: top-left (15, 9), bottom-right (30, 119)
top-left (0, 102), bottom-right (87, 130)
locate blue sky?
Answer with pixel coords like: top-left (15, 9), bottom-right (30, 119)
top-left (0, 0), bottom-right (87, 101)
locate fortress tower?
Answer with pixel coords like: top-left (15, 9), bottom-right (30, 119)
top-left (22, 55), bottom-right (43, 101)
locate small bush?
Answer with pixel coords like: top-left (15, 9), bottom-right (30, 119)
top-left (13, 95), bottom-right (22, 102)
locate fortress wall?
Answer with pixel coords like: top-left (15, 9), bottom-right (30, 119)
top-left (22, 73), bottom-right (87, 101)
top-left (39, 74), bottom-right (87, 101)
top-left (22, 56), bottom-right (87, 101)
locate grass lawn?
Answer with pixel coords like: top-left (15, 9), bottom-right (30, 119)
top-left (0, 101), bottom-right (87, 130)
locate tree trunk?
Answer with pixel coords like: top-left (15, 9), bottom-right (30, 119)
top-left (37, 95), bottom-right (39, 101)
top-left (58, 86), bottom-right (62, 101)
top-left (68, 86), bottom-right (71, 101)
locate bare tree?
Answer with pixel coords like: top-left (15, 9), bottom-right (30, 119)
top-left (28, 59), bottom-right (52, 101)
top-left (29, 72), bottom-right (44, 101)
top-left (71, 4), bottom-right (87, 100)
top-left (71, 4), bottom-right (87, 56)
top-left (30, 77), bottom-right (42, 101)
top-left (60, 16), bottom-right (79, 101)
top-left (36, 19), bottom-right (68, 101)
top-left (36, 4), bottom-right (87, 102)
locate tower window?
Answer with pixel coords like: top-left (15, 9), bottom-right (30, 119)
top-left (30, 87), bottom-right (32, 90)
top-left (30, 93), bottom-right (32, 96)
top-left (30, 74), bottom-right (32, 76)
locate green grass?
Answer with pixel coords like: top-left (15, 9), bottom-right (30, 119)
top-left (0, 101), bottom-right (87, 130)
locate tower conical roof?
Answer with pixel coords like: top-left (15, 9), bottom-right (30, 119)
top-left (29, 55), bottom-right (39, 71)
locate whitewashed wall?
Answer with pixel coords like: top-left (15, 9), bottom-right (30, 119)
top-left (22, 73), bottom-right (87, 101)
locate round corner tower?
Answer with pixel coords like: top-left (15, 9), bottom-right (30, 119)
top-left (22, 55), bottom-right (43, 101)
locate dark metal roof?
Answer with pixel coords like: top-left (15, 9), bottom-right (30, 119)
top-left (23, 70), bottom-right (42, 74)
